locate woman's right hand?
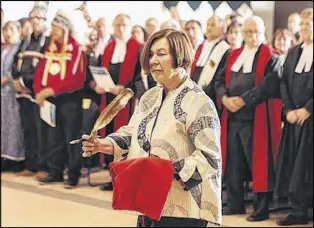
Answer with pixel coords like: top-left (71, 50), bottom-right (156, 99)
top-left (1, 76), bottom-right (11, 86)
top-left (81, 134), bottom-right (114, 157)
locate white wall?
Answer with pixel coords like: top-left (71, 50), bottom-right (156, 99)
top-left (251, 1), bottom-right (275, 43)
top-left (2, 1), bottom-right (275, 43)
top-left (1, 1), bottom-right (170, 27)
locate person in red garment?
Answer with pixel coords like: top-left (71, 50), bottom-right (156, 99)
top-left (33, 9), bottom-right (86, 189)
top-left (189, 15), bottom-right (230, 113)
top-left (215, 16), bottom-right (282, 221)
top-left (94, 14), bottom-right (144, 191)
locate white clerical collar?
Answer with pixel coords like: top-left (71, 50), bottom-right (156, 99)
top-left (279, 54), bottom-right (287, 66)
top-left (115, 34), bottom-right (131, 44)
top-left (295, 42), bottom-right (313, 73)
top-left (194, 38), bottom-right (204, 51)
top-left (111, 36), bottom-right (131, 64)
top-left (196, 38), bottom-right (221, 67)
top-left (231, 45), bottom-right (259, 73)
top-left (206, 37), bottom-right (220, 45)
top-left (94, 35), bottom-right (112, 58)
top-left (301, 42), bottom-right (313, 49)
top-left (100, 35), bottom-right (111, 44)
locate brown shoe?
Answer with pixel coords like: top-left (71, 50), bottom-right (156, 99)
top-left (15, 170), bottom-right (36, 176)
top-left (35, 171), bottom-right (49, 181)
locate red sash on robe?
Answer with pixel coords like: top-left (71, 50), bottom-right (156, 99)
top-left (221, 44), bottom-right (282, 192)
top-left (190, 43), bottom-right (204, 77)
top-left (100, 37), bottom-right (141, 136)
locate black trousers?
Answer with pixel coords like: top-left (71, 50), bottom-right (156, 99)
top-left (18, 98), bottom-right (49, 172)
top-left (45, 97), bottom-right (83, 181)
top-left (81, 100), bottom-right (100, 168)
top-left (36, 118), bottom-right (50, 173)
top-left (290, 192), bottom-right (308, 218)
top-left (137, 216), bottom-right (208, 227)
top-left (225, 120), bottom-right (268, 215)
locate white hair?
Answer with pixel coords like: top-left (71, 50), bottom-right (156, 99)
top-left (160, 19), bottom-right (181, 30)
top-left (245, 15), bottom-right (265, 33)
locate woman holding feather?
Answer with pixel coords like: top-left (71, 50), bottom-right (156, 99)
top-left (81, 29), bottom-right (222, 227)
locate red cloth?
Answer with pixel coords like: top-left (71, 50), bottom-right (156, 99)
top-left (220, 44), bottom-right (282, 192)
top-left (33, 35), bottom-right (86, 96)
top-left (110, 157), bottom-right (174, 221)
top-left (100, 37), bottom-right (141, 137)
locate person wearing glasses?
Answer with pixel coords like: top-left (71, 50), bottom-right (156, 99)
top-left (215, 16), bottom-right (282, 222)
top-left (11, 6), bottom-right (50, 180)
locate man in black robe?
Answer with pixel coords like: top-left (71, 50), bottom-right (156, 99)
top-left (94, 14), bottom-right (144, 191)
top-left (275, 8), bottom-right (313, 226)
top-left (189, 15), bottom-right (230, 113)
top-left (215, 16), bottom-right (282, 222)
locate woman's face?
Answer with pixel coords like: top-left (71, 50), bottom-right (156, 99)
top-left (132, 26), bottom-right (144, 44)
top-left (89, 29), bottom-right (98, 42)
top-left (149, 37), bottom-right (174, 86)
top-left (227, 26), bottom-right (242, 49)
top-left (274, 35), bottom-right (292, 54)
top-left (3, 23), bottom-right (20, 44)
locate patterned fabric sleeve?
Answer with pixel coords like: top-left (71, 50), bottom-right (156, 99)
top-left (173, 96), bottom-right (221, 191)
top-left (106, 105), bottom-right (139, 161)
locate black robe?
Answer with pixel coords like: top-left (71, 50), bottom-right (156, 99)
top-left (12, 32), bottom-right (50, 94)
top-left (215, 45), bottom-right (282, 192)
top-left (190, 40), bottom-right (230, 112)
top-left (104, 48), bottom-right (144, 135)
top-left (275, 44), bottom-right (313, 199)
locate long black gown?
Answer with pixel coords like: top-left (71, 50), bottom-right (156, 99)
top-left (275, 44), bottom-right (313, 218)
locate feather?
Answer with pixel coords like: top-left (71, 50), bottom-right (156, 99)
top-left (89, 88), bottom-right (134, 139)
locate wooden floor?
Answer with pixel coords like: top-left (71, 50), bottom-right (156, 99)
top-left (1, 170), bottom-right (313, 227)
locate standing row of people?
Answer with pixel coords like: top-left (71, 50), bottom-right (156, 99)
top-left (1, 5), bottom-right (312, 226)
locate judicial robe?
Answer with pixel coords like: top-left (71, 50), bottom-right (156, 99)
top-left (100, 37), bottom-right (143, 138)
top-left (215, 44), bottom-right (282, 193)
top-left (274, 44), bottom-right (313, 199)
top-left (190, 39), bottom-right (230, 111)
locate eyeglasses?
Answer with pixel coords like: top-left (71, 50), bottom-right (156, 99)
top-left (243, 30), bottom-right (263, 35)
top-left (30, 16), bottom-right (46, 21)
